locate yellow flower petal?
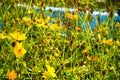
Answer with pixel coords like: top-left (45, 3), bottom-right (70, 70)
top-left (7, 69), bottom-right (17, 80)
top-left (46, 65), bottom-right (57, 78)
top-left (28, 10), bottom-right (33, 14)
top-left (10, 31), bottom-right (26, 41)
top-left (14, 42), bottom-right (26, 58)
top-left (36, 23), bottom-right (48, 29)
top-left (50, 23), bottom-right (62, 31)
top-left (22, 17), bottom-right (31, 22)
top-left (66, 12), bottom-right (78, 20)
top-left (103, 39), bottom-right (112, 45)
top-left (42, 71), bottom-right (49, 79)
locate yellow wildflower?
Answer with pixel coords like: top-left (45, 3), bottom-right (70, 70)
top-left (66, 13), bottom-right (73, 19)
top-left (42, 65), bottom-right (57, 79)
top-left (36, 23), bottom-right (48, 29)
top-left (35, 18), bottom-right (48, 29)
top-left (66, 12), bottom-right (78, 20)
top-left (22, 16), bottom-right (31, 25)
top-left (109, 67), bottom-right (115, 71)
top-left (35, 18), bottom-right (46, 23)
top-left (28, 10), bottom-right (33, 14)
top-left (7, 69), bottom-right (17, 80)
top-left (92, 55), bottom-right (99, 62)
top-left (50, 23), bottom-right (62, 31)
top-left (10, 31), bottom-right (26, 41)
top-left (42, 71), bottom-right (49, 79)
top-left (46, 65), bottom-right (57, 78)
top-left (54, 52), bottom-right (59, 58)
top-left (87, 55), bottom-right (98, 62)
top-left (14, 42), bottom-right (26, 58)
top-left (0, 33), bottom-right (7, 39)
top-left (103, 39), bottom-right (113, 46)
top-left (22, 16), bottom-right (31, 22)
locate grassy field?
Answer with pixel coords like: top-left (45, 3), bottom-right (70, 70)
top-left (0, 0), bottom-right (120, 80)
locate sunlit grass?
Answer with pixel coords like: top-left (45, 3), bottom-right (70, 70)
top-left (0, 0), bottom-right (120, 80)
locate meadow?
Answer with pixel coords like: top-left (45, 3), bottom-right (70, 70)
top-left (0, 0), bottom-right (120, 80)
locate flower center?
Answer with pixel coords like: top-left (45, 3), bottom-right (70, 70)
top-left (18, 48), bottom-right (22, 53)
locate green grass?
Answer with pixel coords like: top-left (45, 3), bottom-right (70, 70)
top-left (0, 0), bottom-right (120, 80)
